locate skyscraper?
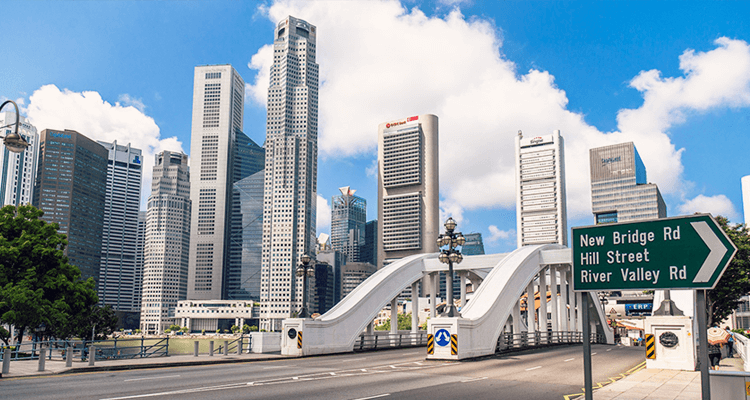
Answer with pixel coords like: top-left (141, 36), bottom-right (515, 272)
top-left (98, 141), bottom-right (143, 313)
top-left (377, 114), bottom-right (439, 269)
top-left (187, 65), bottom-right (245, 300)
top-left (0, 112), bottom-right (39, 207)
top-left (33, 129), bottom-right (108, 285)
top-left (462, 233), bottom-right (485, 256)
top-left (134, 210), bottom-right (146, 312)
top-left (260, 16), bottom-right (320, 331)
top-left (589, 142), bottom-right (666, 223)
top-left (331, 186), bottom-right (366, 263)
top-left (515, 130), bottom-right (568, 247)
top-left (140, 151), bottom-right (191, 334)
top-left (361, 220), bottom-right (378, 267)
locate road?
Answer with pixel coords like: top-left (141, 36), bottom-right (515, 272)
top-left (3, 344), bottom-right (644, 400)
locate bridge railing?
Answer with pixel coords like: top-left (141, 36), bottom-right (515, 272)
top-left (354, 332), bottom-right (429, 352)
top-left (496, 331), bottom-right (605, 353)
top-left (0, 337), bottom-right (170, 362)
top-left (214, 336), bottom-right (250, 354)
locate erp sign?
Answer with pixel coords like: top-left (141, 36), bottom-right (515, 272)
top-left (572, 214), bottom-right (736, 291)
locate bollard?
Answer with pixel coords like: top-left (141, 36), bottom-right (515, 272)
top-left (88, 346), bottom-right (95, 366)
top-left (223, 341), bottom-right (228, 356)
top-left (193, 341), bottom-right (199, 357)
top-left (237, 337), bottom-right (242, 355)
top-left (2, 348), bottom-right (10, 375)
top-left (66, 346), bottom-right (73, 367)
top-left (38, 348), bottom-right (47, 372)
top-left (209, 341), bottom-right (214, 356)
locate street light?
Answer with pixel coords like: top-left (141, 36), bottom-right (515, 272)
top-left (0, 100), bottom-right (30, 153)
top-left (436, 217), bottom-right (465, 317)
top-left (296, 254), bottom-right (314, 319)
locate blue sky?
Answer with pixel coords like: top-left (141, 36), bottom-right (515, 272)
top-left (3, 0), bottom-right (750, 254)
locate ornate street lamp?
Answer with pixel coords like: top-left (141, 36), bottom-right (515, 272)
top-left (436, 217), bottom-right (465, 317)
top-left (0, 100), bottom-right (30, 153)
top-left (296, 254), bottom-right (314, 319)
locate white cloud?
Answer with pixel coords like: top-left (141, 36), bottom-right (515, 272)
top-left (316, 193), bottom-right (331, 235)
top-left (248, 2), bottom-right (750, 223)
top-left (117, 94), bottom-right (147, 113)
top-left (487, 225), bottom-right (514, 244)
top-left (25, 85), bottom-right (184, 208)
top-left (677, 194), bottom-right (739, 221)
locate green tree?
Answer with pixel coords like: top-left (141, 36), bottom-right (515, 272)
top-left (0, 205), bottom-right (98, 345)
top-left (374, 313), bottom-right (413, 331)
top-left (707, 216), bottom-right (750, 326)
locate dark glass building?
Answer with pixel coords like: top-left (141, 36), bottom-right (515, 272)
top-left (33, 129), bottom-right (108, 287)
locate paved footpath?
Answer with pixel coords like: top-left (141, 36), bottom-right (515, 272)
top-left (581, 356), bottom-right (744, 399)
top-left (0, 352), bottom-right (286, 379)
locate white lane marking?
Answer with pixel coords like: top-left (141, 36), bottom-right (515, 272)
top-left (525, 366), bottom-right (542, 371)
top-left (292, 377), bottom-right (299, 380)
top-left (461, 376), bottom-right (488, 383)
top-left (340, 357), bottom-right (368, 362)
top-left (330, 372), bottom-right (336, 376)
top-left (124, 375), bottom-right (180, 382)
top-left (263, 365), bottom-right (295, 369)
top-left (353, 394), bottom-right (390, 400)
top-left (606, 348), bottom-right (612, 352)
top-left (592, 352), bottom-right (597, 355)
top-left (564, 358), bottom-right (575, 362)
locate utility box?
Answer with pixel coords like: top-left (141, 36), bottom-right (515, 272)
top-left (645, 315), bottom-right (696, 371)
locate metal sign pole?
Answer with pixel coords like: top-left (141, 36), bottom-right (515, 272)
top-left (582, 293), bottom-right (593, 400)
top-left (696, 289), bottom-right (710, 399)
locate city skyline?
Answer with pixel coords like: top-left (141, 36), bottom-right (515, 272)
top-left (3, 1), bottom-right (750, 254)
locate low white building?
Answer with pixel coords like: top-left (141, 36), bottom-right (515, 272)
top-left (175, 300), bottom-right (259, 333)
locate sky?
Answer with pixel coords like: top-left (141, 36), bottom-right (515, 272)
top-left (3, 0), bottom-right (750, 254)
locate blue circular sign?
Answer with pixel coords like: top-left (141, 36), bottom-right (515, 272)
top-left (435, 329), bottom-right (451, 347)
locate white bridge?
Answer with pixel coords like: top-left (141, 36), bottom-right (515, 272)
top-left (282, 244), bottom-right (613, 359)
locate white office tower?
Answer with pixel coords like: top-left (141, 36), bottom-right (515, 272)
top-left (515, 130), bottom-right (568, 247)
top-left (377, 114), bottom-right (440, 269)
top-left (134, 210), bottom-right (146, 312)
top-left (0, 112), bottom-right (39, 206)
top-left (589, 142), bottom-right (666, 224)
top-left (744, 175), bottom-right (750, 225)
top-left (260, 16), bottom-right (320, 331)
top-left (187, 65), bottom-right (245, 300)
top-left (140, 151), bottom-right (191, 334)
top-left (98, 141), bottom-right (143, 313)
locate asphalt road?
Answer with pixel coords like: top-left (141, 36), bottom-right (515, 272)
top-left (2, 344), bottom-right (644, 400)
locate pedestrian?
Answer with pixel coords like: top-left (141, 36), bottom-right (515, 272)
top-left (708, 342), bottom-right (723, 370)
top-left (725, 326), bottom-right (735, 358)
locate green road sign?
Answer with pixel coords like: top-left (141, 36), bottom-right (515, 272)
top-left (572, 214), bottom-right (737, 291)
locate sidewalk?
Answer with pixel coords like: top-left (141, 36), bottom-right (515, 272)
top-left (587, 356), bottom-right (744, 399)
top-left (0, 352), bottom-right (287, 379)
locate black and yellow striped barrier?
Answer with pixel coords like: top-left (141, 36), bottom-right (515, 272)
top-left (451, 334), bottom-right (458, 355)
top-left (427, 334), bottom-right (434, 354)
top-left (645, 334), bottom-right (655, 359)
top-left (297, 331), bottom-right (303, 349)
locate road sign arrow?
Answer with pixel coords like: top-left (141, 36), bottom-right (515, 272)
top-left (691, 221), bottom-right (736, 283)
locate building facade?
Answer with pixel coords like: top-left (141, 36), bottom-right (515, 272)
top-left (318, 249), bottom-right (346, 304)
top-left (377, 114), bottom-right (440, 269)
top-left (589, 142), bottom-right (666, 224)
top-left (515, 130), bottom-right (568, 247)
top-left (362, 220), bottom-right (377, 267)
top-left (140, 151), bottom-right (191, 334)
top-left (33, 129), bottom-right (108, 285)
top-left (98, 141), bottom-right (143, 313)
top-left (260, 16), bottom-right (320, 331)
top-left (187, 64), bottom-right (245, 300)
top-left (331, 186), bottom-right (366, 263)
top-left (462, 233), bottom-right (485, 256)
top-left (0, 112), bottom-right (39, 207)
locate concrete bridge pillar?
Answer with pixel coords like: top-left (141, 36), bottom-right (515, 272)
top-left (575, 292), bottom-right (583, 332)
top-left (567, 270), bottom-right (576, 331)
top-left (550, 266), bottom-right (559, 334)
top-left (539, 267), bottom-right (548, 333)
top-left (459, 272), bottom-right (467, 309)
top-left (512, 300), bottom-right (522, 335)
top-left (411, 282), bottom-right (419, 333)
top-left (560, 267), bottom-right (569, 332)
top-left (390, 298), bottom-right (398, 335)
top-left (429, 272), bottom-right (437, 319)
top-left (526, 279), bottom-right (536, 339)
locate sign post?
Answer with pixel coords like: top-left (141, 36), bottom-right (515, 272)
top-left (572, 214), bottom-right (736, 400)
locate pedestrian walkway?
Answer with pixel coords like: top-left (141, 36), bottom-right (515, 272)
top-left (585, 356), bottom-right (744, 399)
top-left (0, 352), bottom-right (286, 379)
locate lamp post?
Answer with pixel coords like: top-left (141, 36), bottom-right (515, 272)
top-left (436, 217), bottom-right (465, 317)
top-left (0, 100), bottom-right (30, 153)
top-left (296, 254), bottom-right (314, 319)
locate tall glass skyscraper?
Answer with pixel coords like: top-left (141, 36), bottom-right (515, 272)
top-left (0, 112), bottom-right (39, 207)
top-left (260, 16), bottom-right (320, 331)
top-left (589, 142), bottom-right (666, 224)
top-left (98, 141), bottom-right (143, 313)
top-left (331, 186), bottom-right (366, 263)
top-left (140, 151), bottom-right (191, 334)
top-left (33, 129), bottom-right (108, 286)
top-left (187, 65), bottom-right (245, 300)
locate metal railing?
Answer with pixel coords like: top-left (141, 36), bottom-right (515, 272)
top-left (733, 332), bottom-right (750, 371)
top-left (354, 332), bottom-right (429, 352)
top-left (496, 331), bottom-right (605, 353)
top-left (0, 337), bottom-right (170, 362)
top-left (214, 336), bottom-right (250, 354)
